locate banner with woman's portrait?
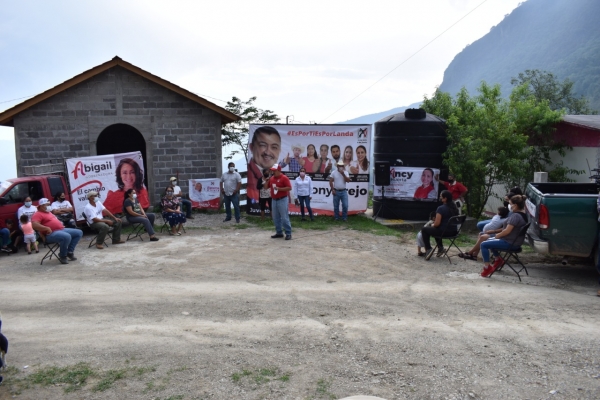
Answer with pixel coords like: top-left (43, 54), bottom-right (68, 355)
top-left (373, 166), bottom-right (441, 200)
top-left (246, 124), bottom-right (371, 216)
top-left (66, 151), bottom-right (148, 220)
top-left (188, 178), bottom-right (220, 210)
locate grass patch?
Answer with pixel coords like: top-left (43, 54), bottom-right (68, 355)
top-left (315, 378), bottom-right (336, 399)
top-left (5, 362), bottom-right (158, 395)
top-left (246, 214), bottom-right (401, 237)
top-left (231, 367), bottom-right (288, 386)
top-left (92, 368), bottom-right (127, 392)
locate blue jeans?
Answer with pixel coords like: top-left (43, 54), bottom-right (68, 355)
top-left (298, 195), bottom-right (313, 219)
top-left (272, 197), bottom-right (292, 235)
top-left (180, 198), bottom-right (193, 218)
top-left (480, 238), bottom-right (519, 263)
top-left (0, 228), bottom-right (10, 247)
top-left (46, 228), bottom-right (83, 258)
top-left (223, 193), bottom-right (240, 221)
top-left (333, 189), bottom-right (348, 220)
top-left (477, 219), bottom-right (492, 232)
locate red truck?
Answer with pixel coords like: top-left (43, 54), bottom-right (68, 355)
top-left (0, 175), bottom-right (72, 226)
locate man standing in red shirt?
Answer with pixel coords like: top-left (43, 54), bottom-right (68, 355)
top-left (31, 198), bottom-right (83, 264)
top-left (268, 164), bottom-right (293, 240)
top-left (435, 173), bottom-right (468, 203)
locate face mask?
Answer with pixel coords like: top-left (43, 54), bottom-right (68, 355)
top-left (300, 172), bottom-right (306, 178)
top-left (132, 194), bottom-right (137, 199)
top-left (229, 167), bottom-right (235, 172)
top-left (167, 192), bottom-right (173, 196)
top-left (59, 198), bottom-right (65, 202)
top-left (172, 180), bottom-right (177, 185)
top-left (25, 201), bottom-right (32, 207)
top-left (338, 166), bottom-right (344, 171)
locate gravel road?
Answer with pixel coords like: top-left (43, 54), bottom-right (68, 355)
top-left (0, 213), bottom-right (599, 400)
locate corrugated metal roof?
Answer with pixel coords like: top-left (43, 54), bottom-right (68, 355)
top-left (562, 115), bottom-right (600, 131)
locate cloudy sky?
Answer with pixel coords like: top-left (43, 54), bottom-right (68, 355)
top-left (0, 0), bottom-right (523, 181)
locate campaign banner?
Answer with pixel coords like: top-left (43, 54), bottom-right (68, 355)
top-left (66, 151), bottom-right (149, 220)
top-left (188, 178), bottom-right (220, 210)
top-left (246, 124), bottom-right (371, 216)
top-left (373, 167), bottom-right (441, 200)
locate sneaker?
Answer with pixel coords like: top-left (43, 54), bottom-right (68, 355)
top-left (59, 257), bottom-right (69, 265)
top-left (424, 248), bottom-right (435, 261)
top-left (67, 253), bottom-right (77, 261)
top-left (285, 235), bottom-right (292, 240)
top-left (150, 237), bottom-right (160, 241)
top-left (223, 218), bottom-right (231, 222)
top-left (480, 265), bottom-right (494, 278)
top-left (271, 234), bottom-right (284, 239)
top-left (436, 248), bottom-right (445, 257)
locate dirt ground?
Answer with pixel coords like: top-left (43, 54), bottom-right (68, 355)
top-left (0, 214), bottom-right (599, 400)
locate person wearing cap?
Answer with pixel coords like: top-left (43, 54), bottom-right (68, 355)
top-left (169, 177), bottom-right (194, 220)
top-left (83, 191), bottom-right (124, 249)
top-left (268, 164), bottom-right (292, 239)
top-left (31, 198), bottom-right (83, 264)
top-left (220, 162), bottom-right (242, 223)
top-left (435, 173), bottom-right (468, 203)
top-left (329, 160), bottom-right (351, 221)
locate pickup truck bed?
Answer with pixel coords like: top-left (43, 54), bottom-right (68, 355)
top-left (526, 182), bottom-right (598, 262)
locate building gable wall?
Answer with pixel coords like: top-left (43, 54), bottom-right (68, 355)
top-left (13, 66), bottom-right (223, 204)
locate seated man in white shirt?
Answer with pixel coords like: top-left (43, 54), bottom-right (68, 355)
top-left (83, 191), bottom-right (124, 249)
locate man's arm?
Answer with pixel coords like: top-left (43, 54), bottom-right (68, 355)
top-left (235, 176), bottom-right (242, 194)
top-left (343, 171), bottom-right (351, 183)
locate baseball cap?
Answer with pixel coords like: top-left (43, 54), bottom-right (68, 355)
top-left (170, 177), bottom-right (177, 181)
top-left (87, 191), bottom-right (98, 199)
top-left (38, 198), bottom-right (50, 206)
top-left (270, 164), bottom-right (282, 171)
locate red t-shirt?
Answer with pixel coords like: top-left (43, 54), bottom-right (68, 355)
top-left (269, 174), bottom-right (291, 200)
top-left (31, 210), bottom-right (65, 233)
top-left (442, 181), bottom-right (468, 200)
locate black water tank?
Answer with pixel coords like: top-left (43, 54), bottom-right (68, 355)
top-left (373, 109), bottom-right (447, 220)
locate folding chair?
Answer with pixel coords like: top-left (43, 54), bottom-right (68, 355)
top-left (157, 206), bottom-right (186, 234)
top-left (39, 233), bottom-right (60, 265)
top-left (124, 217), bottom-right (145, 242)
top-left (430, 214), bottom-right (468, 264)
top-left (489, 222), bottom-right (531, 281)
top-left (82, 212), bottom-right (112, 248)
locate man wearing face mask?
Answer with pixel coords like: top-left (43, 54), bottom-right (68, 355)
top-left (221, 162), bottom-right (242, 223)
top-left (169, 177), bottom-right (194, 220)
top-left (17, 197), bottom-right (38, 228)
top-left (31, 198), bottom-right (82, 264)
top-left (83, 191), bottom-right (124, 249)
top-left (51, 192), bottom-right (77, 228)
top-left (329, 161), bottom-right (351, 221)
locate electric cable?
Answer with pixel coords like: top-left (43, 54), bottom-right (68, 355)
top-left (319, 0), bottom-right (491, 123)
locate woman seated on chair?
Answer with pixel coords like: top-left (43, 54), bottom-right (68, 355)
top-left (123, 189), bottom-right (159, 242)
top-left (421, 190), bottom-right (459, 260)
top-left (459, 205), bottom-right (509, 261)
top-left (161, 187), bottom-right (186, 236)
top-left (479, 195), bottom-right (528, 278)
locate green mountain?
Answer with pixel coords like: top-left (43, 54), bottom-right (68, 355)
top-left (439, 0), bottom-right (600, 111)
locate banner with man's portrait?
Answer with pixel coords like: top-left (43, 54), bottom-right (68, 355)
top-left (188, 178), bottom-right (220, 210)
top-left (373, 166), bottom-right (441, 200)
top-left (247, 124), bottom-right (371, 216)
top-left (65, 151), bottom-right (149, 220)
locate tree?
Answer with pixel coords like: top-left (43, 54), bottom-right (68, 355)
top-left (221, 97), bottom-right (280, 163)
top-left (510, 69), bottom-right (597, 115)
top-left (423, 83), bottom-right (529, 217)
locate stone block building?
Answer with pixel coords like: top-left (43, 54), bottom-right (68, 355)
top-left (0, 56), bottom-right (239, 204)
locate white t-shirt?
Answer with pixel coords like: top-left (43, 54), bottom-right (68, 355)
top-left (172, 185), bottom-right (182, 196)
top-left (51, 200), bottom-right (73, 211)
top-left (83, 200), bottom-right (106, 224)
top-left (329, 169), bottom-right (350, 190)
